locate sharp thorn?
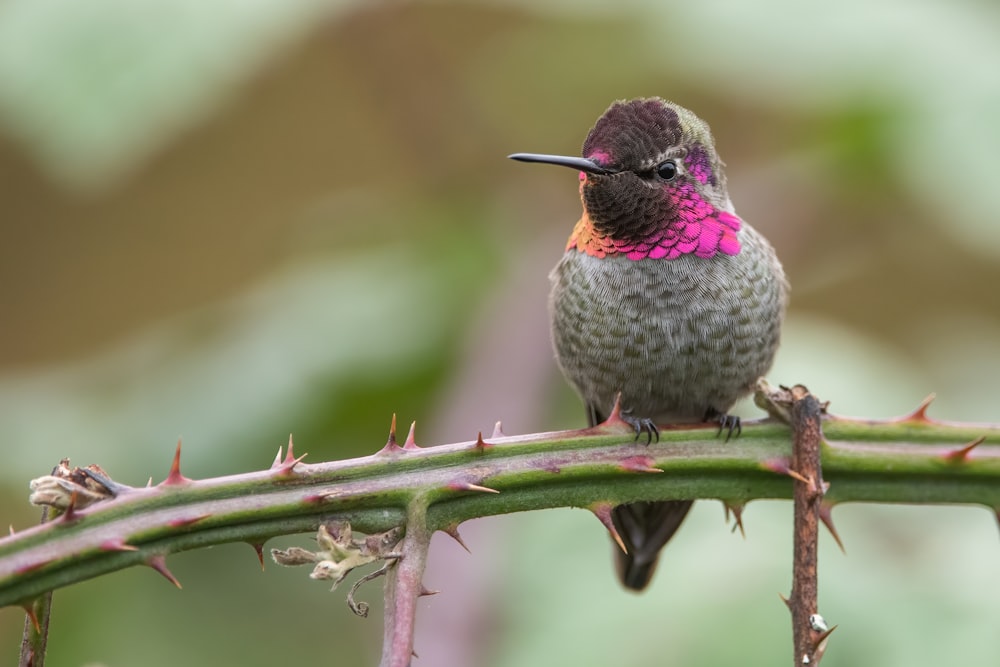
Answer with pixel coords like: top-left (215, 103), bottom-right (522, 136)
top-left (22, 602), bottom-right (40, 633)
top-left (167, 514), bottom-right (212, 528)
top-left (491, 421), bottom-right (505, 438)
top-left (618, 455), bottom-right (662, 474)
top-left (378, 414), bottom-right (403, 455)
top-left (403, 421), bottom-right (421, 450)
top-left (812, 624), bottom-right (838, 652)
top-left (100, 538), bottom-right (139, 552)
top-left (943, 435), bottom-right (986, 463)
top-left (723, 501), bottom-right (747, 538)
top-left (778, 591), bottom-right (791, 610)
top-left (786, 469), bottom-right (811, 485)
top-left (147, 554), bottom-right (183, 589)
top-left (162, 439), bottom-right (190, 486)
top-left (441, 524), bottom-right (471, 553)
top-left (605, 392), bottom-right (625, 425)
top-left (272, 437), bottom-right (308, 477)
top-left (450, 481), bottom-right (499, 494)
top-left (474, 431), bottom-right (492, 452)
top-left (419, 585), bottom-right (440, 597)
top-left (898, 393), bottom-right (936, 423)
top-left (819, 503), bottom-right (846, 554)
top-left (271, 446), bottom-right (284, 469)
top-left (58, 491), bottom-right (81, 524)
top-left (589, 502), bottom-right (627, 554)
top-left (249, 542), bottom-right (266, 570)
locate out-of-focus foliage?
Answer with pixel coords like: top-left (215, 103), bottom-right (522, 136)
top-left (0, 1), bottom-right (997, 665)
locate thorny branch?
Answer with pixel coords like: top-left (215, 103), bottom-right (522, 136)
top-left (3, 385), bottom-right (1000, 666)
top-left (773, 385), bottom-right (835, 665)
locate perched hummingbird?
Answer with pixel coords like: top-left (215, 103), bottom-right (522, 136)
top-left (511, 98), bottom-right (787, 591)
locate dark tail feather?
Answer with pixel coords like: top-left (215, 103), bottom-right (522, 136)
top-left (611, 500), bottom-right (694, 591)
top-left (586, 403), bottom-right (693, 591)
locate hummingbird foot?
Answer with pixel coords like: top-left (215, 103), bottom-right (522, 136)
top-left (620, 409), bottom-right (660, 444)
top-left (704, 409), bottom-right (741, 442)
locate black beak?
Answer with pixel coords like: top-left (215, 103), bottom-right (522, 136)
top-left (508, 153), bottom-right (615, 175)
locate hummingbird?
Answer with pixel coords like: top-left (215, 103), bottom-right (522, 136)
top-left (510, 98), bottom-right (787, 591)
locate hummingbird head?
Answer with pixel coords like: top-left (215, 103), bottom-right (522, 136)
top-left (511, 98), bottom-right (742, 261)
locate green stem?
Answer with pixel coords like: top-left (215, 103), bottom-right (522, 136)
top-left (1, 413), bottom-right (998, 609)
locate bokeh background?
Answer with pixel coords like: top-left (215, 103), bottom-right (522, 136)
top-left (1, 1), bottom-right (998, 665)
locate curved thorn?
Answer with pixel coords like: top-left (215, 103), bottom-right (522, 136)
top-left (819, 503), bottom-right (846, 554)
top-left (589, 502), bottom-right (627, 554)
top-left (270, 445), bottom-right (284, 469)
top-left (441, 524), bottom-right (471, 553)
top-left (943, 435), bottom-right (986, 463)
top-left (898, 393), bottom-right (936, 423)
top-left (605, 392), bottom-right (625, 425)
top-left (147, 555), bottom-right (182, 589)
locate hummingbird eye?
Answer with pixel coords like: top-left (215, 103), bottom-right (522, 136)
top-left (656, 160), bottom-right (678, 181)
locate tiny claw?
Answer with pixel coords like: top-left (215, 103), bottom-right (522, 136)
top-left (713, 413), bottom-right (742, 442)
top-left (621, 410), bottom-right (659, 444)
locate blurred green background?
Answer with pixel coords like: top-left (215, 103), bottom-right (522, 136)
top-left (1, 1), bottom-right (998, 665)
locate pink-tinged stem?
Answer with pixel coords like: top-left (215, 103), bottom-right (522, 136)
top-left (381, 501), bottom-right (431, 667)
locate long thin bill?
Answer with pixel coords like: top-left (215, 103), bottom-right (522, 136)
top-left (508, 153), bottom-right (614, 175)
